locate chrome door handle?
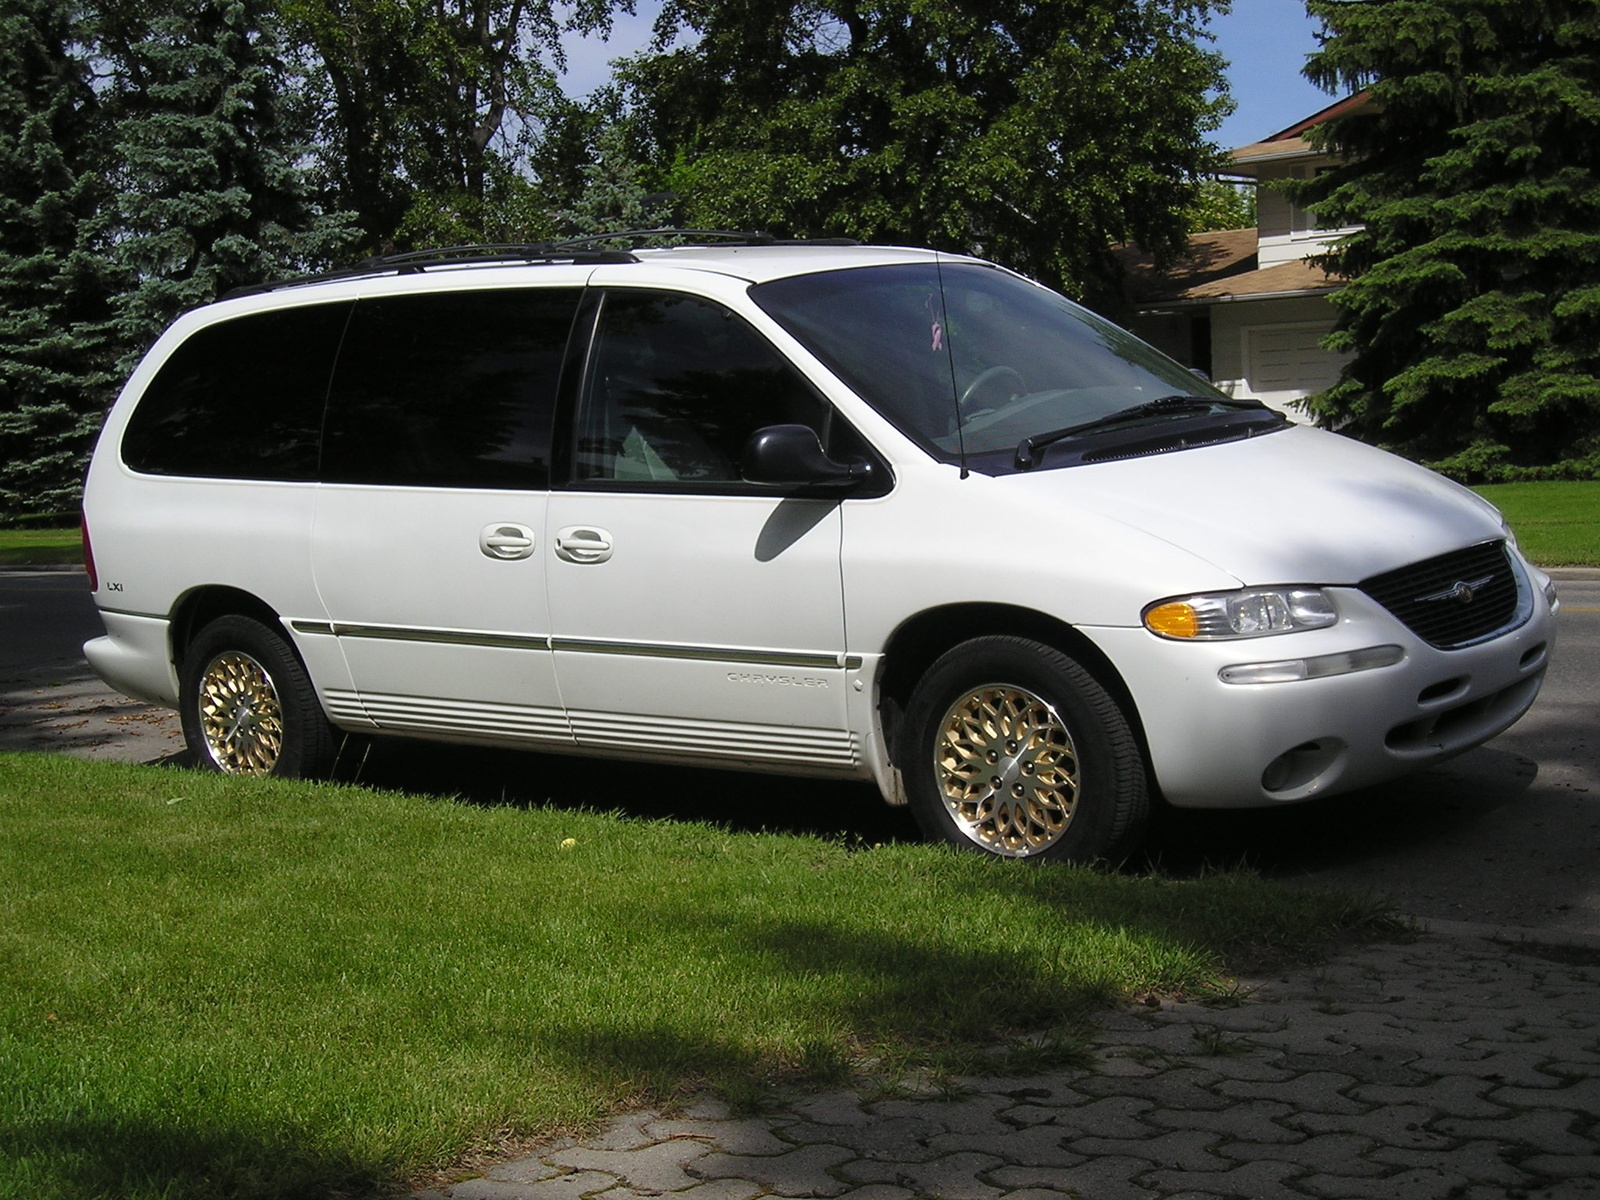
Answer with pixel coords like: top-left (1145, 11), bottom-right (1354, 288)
top-left (554, 526), bottom-right (613, 564)
top-left (479, 523), bottom-right (536, 560)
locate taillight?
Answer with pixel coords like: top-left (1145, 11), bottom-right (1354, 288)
top-left (81, 512), bottom-right (98, 591)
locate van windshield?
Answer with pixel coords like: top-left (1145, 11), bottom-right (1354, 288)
top-left (751, 261), bottom-right (1285, 472)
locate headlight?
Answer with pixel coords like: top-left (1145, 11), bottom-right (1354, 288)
top-left (1143, 587), bottom-right (1338, 640)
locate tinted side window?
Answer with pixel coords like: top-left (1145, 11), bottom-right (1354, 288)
top-left (121, 302), bottom-right (350, 480)
top-left (321, 288), bottom-right (579, 489)
top-left (574, 291), bottom-right (831, 486)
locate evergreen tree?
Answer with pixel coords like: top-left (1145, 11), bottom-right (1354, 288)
top-left (1301, 0), bottom-right (1600, 480)
top-left (98, 0), bottom-right (357, 366)
top-left (0, 0), bottom-right (117, 518)
top-left (553, 120), bottom-right (675, 238)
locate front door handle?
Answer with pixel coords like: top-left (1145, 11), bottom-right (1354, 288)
top-left (479, 523), bottom-right (537, 560)
top-left (554, 526), bottom-right (613, 564)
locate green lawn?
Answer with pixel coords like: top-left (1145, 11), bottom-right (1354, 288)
top-left (0, 526), bottom-right (80, 567)
top-left (1473, 481), bottom-right (1600, 567)
top-left (0, 752), bottom-right (1395, 1200)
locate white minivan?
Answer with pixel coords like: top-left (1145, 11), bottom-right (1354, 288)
top-left (81, 238), bottom-right (1558, 862)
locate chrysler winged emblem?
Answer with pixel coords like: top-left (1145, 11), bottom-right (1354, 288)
top-left (1415, 573), bottom-right (1495, 605)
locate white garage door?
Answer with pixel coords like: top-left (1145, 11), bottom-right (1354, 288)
top-left (1241, 321), bottom-right (1347, 420)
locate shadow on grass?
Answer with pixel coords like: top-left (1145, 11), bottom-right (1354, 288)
top-left (0, 1117), bottom-right (390, 1200)
top-left (530, 909), bottom-right (1177, 1112)
top-left (315, 729), bottom-right (1547, 891)
top-left (328, 733), bottom-right (922, 848)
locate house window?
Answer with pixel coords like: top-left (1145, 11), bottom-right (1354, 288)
top-left (1289, 165), bottom-right (1336, 239)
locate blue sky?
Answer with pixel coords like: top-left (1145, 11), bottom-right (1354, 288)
top-left (559, 2), bottom-right (1340, 153)
top-left (1209, 1), bottom-right (1335, 147)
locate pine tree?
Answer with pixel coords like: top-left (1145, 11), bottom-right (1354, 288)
top-left (553, 121), bottom-right (675, 238)
top-left (0, 0), bottom-right (118, 518)
top-left (98, 0), bottom-right (357, 367)
top-left (1301, 0), bottom-right (1600, 480)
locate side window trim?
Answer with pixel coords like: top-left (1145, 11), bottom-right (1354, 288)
top-left (314, 301), bottom-right (358, 481)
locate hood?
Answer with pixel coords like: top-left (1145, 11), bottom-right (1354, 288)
top-left (1005, 425), bottom-right (1504, 586)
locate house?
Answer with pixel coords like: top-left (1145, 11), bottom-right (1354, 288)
top-left (1119, 94), bottom-right (1367, 421)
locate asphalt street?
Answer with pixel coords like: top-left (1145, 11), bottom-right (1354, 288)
top-left (3, 567), bottom-right (1597, 934)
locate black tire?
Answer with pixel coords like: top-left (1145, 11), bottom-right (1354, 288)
top-left (179, 614), bottom-right (337, 778)
top-left (902, 635), bottom-right (1149, 864)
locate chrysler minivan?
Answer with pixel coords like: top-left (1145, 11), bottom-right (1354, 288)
top-left (80, 238), bottom-right (1558, 862)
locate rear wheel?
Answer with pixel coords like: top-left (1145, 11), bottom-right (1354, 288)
top-left (180, 615), bottom-right (337, 778)
top-left (902, 636), bottom-right (1148, 864)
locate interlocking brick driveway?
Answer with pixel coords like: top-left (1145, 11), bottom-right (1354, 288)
top-left (417, 927), bottom-right (1600, 1200)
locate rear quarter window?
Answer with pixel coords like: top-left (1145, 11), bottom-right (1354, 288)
top-left (120, 302), bottom-right (351, 480)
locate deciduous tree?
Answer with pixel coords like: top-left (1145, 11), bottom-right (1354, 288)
top-left (281, 0), bottom-right (625, 250)
top-left (610, 0), bottom-right (1233, 310)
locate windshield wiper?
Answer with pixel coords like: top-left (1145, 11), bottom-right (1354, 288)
top-left (1014, 395), bottom-right (1265, 469)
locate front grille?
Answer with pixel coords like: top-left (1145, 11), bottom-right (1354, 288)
top-left (1359, 540), bottom-right (1520, 649)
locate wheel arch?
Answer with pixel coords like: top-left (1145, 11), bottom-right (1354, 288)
top-left (169, 585), bottom-right (288, 673)
top-left (875, 603), bottom-right (1150, 774)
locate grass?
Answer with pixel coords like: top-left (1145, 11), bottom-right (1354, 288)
top-left (0, 752), bottom-right (1395, 1200)
top-left (0, 526), bottom-right (80, 567)
top-left (1473, 481), bottom-right (1600, 567)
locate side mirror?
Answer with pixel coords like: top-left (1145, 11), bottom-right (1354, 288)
top-left (741, 424), bottom-right (871, 489)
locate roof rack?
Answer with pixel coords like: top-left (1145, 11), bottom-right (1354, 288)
top-left (222, 242), bottom-right (635, 299)
top-left (365, 242), bottom-right (639, 269)
top-left (543, 229), bottom-right (860, 251)
top-left (221, 229), bottom-right (860, 300)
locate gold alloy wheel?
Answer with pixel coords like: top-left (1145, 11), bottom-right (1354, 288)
top-left (934, 684), bottom-right (1079, 856)
top-left (196, 650), bottom-right (285, 775)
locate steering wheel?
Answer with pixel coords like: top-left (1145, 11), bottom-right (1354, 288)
top-left (959, 365), bottom-right (1026, 410)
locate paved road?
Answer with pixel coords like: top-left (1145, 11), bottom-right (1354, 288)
top-left (0, 569), bottom-right (186, 762)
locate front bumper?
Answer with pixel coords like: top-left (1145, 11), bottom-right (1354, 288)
top-left (1086, 578), bottom-right (1556, 809)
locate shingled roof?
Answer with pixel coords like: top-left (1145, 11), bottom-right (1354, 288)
top-left (1117, 228), bottom-right (1341, 307)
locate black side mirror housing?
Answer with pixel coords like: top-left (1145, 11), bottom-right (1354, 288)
top-left (741, 424), bottom-right (872, 490)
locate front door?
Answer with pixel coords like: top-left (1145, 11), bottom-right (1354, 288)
top-left (545, 288), bottom-right (858, 772)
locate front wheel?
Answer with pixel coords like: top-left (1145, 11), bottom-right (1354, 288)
top-left (180, 615), bottom-right (337, 778)
top-left (902, 636), bottom-right (1149, 864)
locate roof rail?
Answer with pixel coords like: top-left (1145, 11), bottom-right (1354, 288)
top-left (221, 229), bottom-right (860, 300)
top-left (544, 229), bottom-right (859, 251)
top-left (221, 242), bottom-right (637, 299)
top-left (364, 242), bottom-right (639, 269)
